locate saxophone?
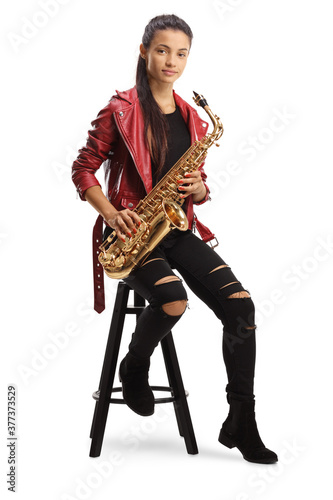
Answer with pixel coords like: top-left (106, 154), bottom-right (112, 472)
top-left (98, 92), bottom-right (224, 279)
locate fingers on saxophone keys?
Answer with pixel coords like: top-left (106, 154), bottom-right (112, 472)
top-left (120, 225), bottom-right (136, 240)
top-left (131, 223), bottom-right (141, 234)
top-left (126, 226), bottom-right (137, 238)
top-left (122, 226), bottom-right (134, 239)
top-left (118, 231), bottom-right (126, 243)
top-left (131, 215), bottom-right (141, 232)
top-left (117, 221), bottom-right (130, 241)
top-left (125, 213), bottom-right (141, 234)
top-left (132, 213), bottom-right (142, 227)
top-left (129, 224), bottom-right (137, 235)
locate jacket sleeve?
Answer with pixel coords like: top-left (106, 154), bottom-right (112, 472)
top-left (72, 98), bottom-right (119, 201)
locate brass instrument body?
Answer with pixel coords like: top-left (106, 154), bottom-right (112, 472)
top-left (98, 92), bottom-right (224, 279)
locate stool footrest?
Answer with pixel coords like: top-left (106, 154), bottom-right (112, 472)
top-left (125, 306), bottom-right (145, 314)
top-left (92, 387), bottom-right (189, 405)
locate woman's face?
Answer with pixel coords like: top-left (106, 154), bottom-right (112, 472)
top-left (140, 29), bottom-right (191, 86)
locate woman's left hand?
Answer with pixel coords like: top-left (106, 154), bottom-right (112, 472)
top-left (177, 171), bottom-right (206, 202)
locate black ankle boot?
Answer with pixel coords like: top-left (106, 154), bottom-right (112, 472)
top-left (119, 351), bottom-right (155, 416)
top-left (218, 395), bottom-right (278, 464)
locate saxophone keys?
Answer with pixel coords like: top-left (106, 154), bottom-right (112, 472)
top-left (114, 255), bottom-right (126, 267)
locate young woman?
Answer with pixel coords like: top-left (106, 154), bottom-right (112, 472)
top-left (72, 14), bottom-right (278, 464)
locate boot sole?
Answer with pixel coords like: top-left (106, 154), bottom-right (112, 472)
top-left (218, 430), bottom-right (278, 464)
top-left (244, 456), bottom-right (278, 464)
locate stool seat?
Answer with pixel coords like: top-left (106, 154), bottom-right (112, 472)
top-left (89, 280), bottom-right (198, 457)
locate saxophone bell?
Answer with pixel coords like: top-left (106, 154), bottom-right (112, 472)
top-left (162, 199), bottom-right (188, 231)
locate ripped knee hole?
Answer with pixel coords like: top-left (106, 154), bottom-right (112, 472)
top-left (161, 300), bottom-right (188, 316)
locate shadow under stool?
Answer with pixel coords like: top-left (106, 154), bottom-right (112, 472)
top-left (89, 280), bottom-right (198, 457)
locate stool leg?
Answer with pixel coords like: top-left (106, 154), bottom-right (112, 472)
top-left (161, 333), bottom-right (199, 455)
top-left (89, 281), bottom-right (130, 457)
top-left (134, 290), bottom-right (145, 321)
top-left (89, 402), bottom-right (98, 439)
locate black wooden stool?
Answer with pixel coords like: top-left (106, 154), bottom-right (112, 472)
top-left (89, 280), bottom-right (198, 457)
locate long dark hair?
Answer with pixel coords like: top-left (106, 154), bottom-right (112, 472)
top-left (136, 14), bottom-right (193, 175)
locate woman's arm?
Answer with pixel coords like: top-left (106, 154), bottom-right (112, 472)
top-left (72, 99), bottom-right (119, 201)
top-left (85, 186), bottom-right (141, 241)
top-left (72, 99), bottom-right (141, 240)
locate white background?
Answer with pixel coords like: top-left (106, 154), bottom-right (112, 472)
top-left (1, 0), bottom-right (332, 499)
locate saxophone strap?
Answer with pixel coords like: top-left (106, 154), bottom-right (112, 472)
top-left (194, 217), bottom-right (214, 242)
top-left (92, 214), bottom-right (105, 313)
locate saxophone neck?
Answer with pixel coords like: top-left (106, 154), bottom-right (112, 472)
top-left (204, 105), bottom-right (224, 140)
top-left (193, 91), bottom-right (224, 143)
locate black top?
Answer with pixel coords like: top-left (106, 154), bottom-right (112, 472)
top-left (151, 105), bottom-right (192, 247)
top-left (152, 105), bottom-right (191, 185)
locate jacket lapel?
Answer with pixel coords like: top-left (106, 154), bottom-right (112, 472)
top-left (114, 88), bottom-right (152, 194)
top-left (174, 90), bottom-right (209, 143)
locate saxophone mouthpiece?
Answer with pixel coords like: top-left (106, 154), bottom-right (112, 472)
top-left (193, 91), bottom-right (208, 108)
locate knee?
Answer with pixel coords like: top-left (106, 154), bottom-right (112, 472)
top-left (222, 290), bottom-right (256, 333)
top-left (161, 299), bottom-right (188, 316)
top-left (151, 275), bottom-right (188, 315)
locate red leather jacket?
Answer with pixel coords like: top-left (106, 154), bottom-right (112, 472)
top-left (72, 86), bottom-right (216, 312)
top-left (72, 86), bottom-right (216, 233)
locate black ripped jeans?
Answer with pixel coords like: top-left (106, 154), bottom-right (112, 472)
top-left (118, 229), bottom-right (257, 400)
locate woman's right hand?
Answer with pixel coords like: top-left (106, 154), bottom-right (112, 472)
top-left (106, 209), bottom-right (142, 242)
top-left (83, 186), bottom-right (142, 242)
